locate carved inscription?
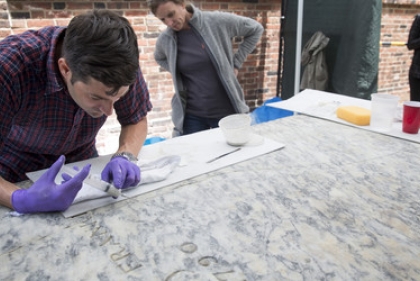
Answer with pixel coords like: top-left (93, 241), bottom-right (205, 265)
top-left (81, 216), bottom-right (245, 278)
top-left (166, 242), bottom-right (246, 281)
top-left (86, 218), bottom-right (142, 273)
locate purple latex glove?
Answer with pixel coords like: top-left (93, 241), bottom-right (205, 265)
top-left (11, 155), bottom-right (91, 214)
top-left (101, 156), bottom-right (140, 189)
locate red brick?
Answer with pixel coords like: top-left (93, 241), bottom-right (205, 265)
top-left (107, 3), bottom-right (129, 10)
top-left (27, 19), bottom-right (54, 28)
top-left (0, 19), bottom-right (10, 28)
top-left (0, 29), bottom-right (11, 38)
top-left (31, 10), bottom-right (45, 19)
top-left (66, 3), bottom-right (93, 10)
top-left (10, 19), bottom-right (26, 28)
top-left (45, 10), bottom-right (72, 18)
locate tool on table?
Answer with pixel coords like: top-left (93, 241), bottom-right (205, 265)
top-left (206, 147), bottom-right (241, 163)
top-left (61, 166), bottom-right (121, 198)
top-left (85, 174), bottom-right (121, 198)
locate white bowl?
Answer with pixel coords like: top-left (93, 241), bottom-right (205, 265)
top-left (218, 114), bottom-right (251, 146)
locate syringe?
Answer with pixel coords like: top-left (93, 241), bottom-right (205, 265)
top-left (61, 166), bottom-right (121, 198)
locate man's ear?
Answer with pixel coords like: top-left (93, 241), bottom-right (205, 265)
top-left (57, 58), bottom-right (71, 79)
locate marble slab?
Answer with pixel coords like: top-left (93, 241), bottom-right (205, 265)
top-left (1, 115), bottom-right (420, 280)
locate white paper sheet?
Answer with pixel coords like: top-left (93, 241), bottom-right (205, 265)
top-left (27, 128), bottom-right (284, 217)
top-left (268, 89), bottom-right (420, 143)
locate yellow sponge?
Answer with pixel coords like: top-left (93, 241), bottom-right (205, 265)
top-left (336, 106), bottom-right (371, 126)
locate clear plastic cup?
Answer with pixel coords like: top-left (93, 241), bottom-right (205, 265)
top-left (370, 93), bottom-right (399, 132)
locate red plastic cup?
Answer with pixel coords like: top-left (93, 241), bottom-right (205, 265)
top-left (402, 101), bottom-right (420, 134)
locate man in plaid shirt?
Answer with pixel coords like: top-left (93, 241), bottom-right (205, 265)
top-left (0, 10), bottom-right (152, 214)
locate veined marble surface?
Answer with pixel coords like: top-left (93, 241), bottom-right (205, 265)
top-left (1, 115), bottom-right (419, 280)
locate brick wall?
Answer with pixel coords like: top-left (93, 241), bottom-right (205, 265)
top-left (379, 1), bottom-right (419, 101)
top-left (0, 0), bottom-right (418, 155)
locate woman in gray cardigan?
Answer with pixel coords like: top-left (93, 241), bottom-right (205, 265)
top-left (148, 0), bottom-right (263, 136)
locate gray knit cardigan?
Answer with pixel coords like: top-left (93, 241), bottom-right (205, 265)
top-left (154, 5), bottom-right (264, 136)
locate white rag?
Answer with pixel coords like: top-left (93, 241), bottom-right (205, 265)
top-left (73, 155), bottom-right (180, 204)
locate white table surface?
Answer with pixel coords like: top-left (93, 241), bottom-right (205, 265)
top-left (26, 128), bottom-right (284, 217)
top-left (268, 89), bottom-right (420, 143)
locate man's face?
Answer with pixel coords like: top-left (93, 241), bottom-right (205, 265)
top-left (58, 59), bottom-right (129, 118)
top-left (155, 1), bottom-right (188, 31)
top-left (68, 78), bottom-right (129, 118)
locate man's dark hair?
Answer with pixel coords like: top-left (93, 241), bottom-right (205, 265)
top-left (62, 9), bottom-right (139, 95)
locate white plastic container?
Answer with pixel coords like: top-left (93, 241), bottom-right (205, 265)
top-left (218, 114), bottom-right (251, 146)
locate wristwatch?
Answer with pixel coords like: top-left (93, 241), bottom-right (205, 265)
top-left (111, 152), bottom-right (138, 163)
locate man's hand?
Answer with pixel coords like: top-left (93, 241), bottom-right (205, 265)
top-left (11, 155), bottom-right (91, 213)
top-left (101, 156), bottom-right (140, 189)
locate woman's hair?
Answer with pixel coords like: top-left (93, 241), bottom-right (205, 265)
top-left (147, 0), bottom-right (189, 15)
top-left (62, 10), bottom-right (139, 95)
